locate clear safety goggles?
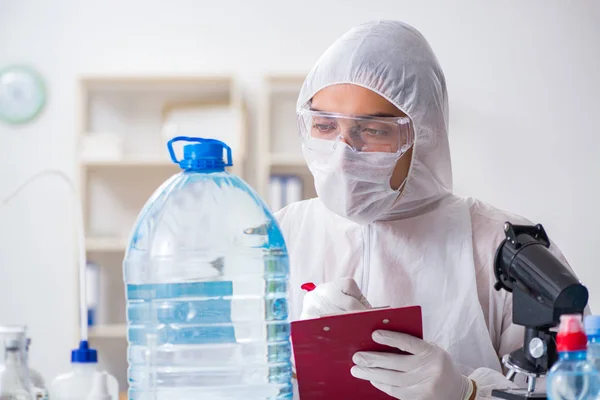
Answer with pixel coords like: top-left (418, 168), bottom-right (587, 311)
top-left (297, 107), bottom-right (414, 154)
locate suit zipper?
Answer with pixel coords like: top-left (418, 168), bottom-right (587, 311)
top-left (362, 224), bottom-right (371, 297)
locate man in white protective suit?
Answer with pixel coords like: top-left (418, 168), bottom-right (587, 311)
top-left (276, 20), bottom-right (572, 400)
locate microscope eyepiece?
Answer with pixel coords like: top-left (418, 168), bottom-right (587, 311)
top-left (494, 222), bottom-right (588, 328)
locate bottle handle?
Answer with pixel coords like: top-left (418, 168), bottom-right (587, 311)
top-left (167, 136), bottom-right (233, 167)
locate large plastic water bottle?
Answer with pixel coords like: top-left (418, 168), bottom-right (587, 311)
top-left (547, 314), bottom-right (600, 399)
top-left (124, 137), bottom-right (292, 400)
top-left (585, 316), bottom-right (600, 372)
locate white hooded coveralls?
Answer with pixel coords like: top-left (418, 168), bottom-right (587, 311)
top-left (276, 20), bottom-right (570, 398)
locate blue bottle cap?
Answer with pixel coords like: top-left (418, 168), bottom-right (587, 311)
top-left (584, 315), bottom-right (600, 336)
top-left (167, 136), bottom-right (233, 172)
top-left (71, 340), bottom-right (98, 363)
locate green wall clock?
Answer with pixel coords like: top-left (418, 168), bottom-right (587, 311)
top-left (0, 65), bottom-right (46, 124)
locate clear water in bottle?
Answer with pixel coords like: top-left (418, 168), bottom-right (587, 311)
top-left (585, 316), bottom-right (600, 373)
top-left (547, 315), bottom-right (600, 400)
top-left (124, 137), bottom-right (292, 400)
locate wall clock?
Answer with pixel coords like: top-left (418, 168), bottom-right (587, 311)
top-left (0, 65), bottom-right (46, 124)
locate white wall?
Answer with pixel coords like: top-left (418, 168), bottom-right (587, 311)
top-left (1, 0), bottom-right (599, 382)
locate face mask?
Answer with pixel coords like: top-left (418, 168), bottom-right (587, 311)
top-left (303, 139), bottom-right (407, 225)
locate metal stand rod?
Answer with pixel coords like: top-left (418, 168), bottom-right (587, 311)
top-left (527, 376), bottom-right (536, 393)
top-left (506, 369), bottom-right (517, 382)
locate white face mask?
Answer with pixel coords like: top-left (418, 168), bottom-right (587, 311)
top-left (303, 139), bottom-right (407, 225)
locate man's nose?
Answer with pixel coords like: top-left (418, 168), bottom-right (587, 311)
top-left (337, 133), bottom-right (351, 146)
top-left (336, 122), bottom-right (360, 146)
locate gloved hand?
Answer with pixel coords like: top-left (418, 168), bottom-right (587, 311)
top-left (300, 277), bottom-right (372, 319)
top-left (351, 330), bottom-right (475, 400)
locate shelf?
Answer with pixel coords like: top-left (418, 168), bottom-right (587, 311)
top-left (89, 324), bottom-right (127, 339)
top-left (81, 76), bottom-right (232, 98)
top-left (81, 75), bottom-right (232, 86)
top-left (86, 237), bottom-right (127, 252)
top-left (265, 74), bottom-right (305, 84)
top-left (82, 159), bottom-right (177, 168)
top-left (266, 75), bottom-right (305, 93)
top-left (269, 154), bottom-right (306, 167)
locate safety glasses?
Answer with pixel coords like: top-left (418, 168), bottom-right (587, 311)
top-left (297, 107), bottom-right (414, 154)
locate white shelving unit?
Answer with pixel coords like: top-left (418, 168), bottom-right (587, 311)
top-left (88, 324), bottom-right (127, 339)
top-left (85, 237), bottom-right (127, 252)
top-left (269, 154), bottom-right (306, 167)
top-left (83, 160), bottom-right (174, 167)
top-left (76, 75), bottom-right (247, 393)
top-left (256, 75), bottom-right (316, 211)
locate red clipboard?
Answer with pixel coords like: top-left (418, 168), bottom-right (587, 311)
top-left (291, 306), bottom-right (423, 400)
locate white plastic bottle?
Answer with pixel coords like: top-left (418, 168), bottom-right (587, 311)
top-left (87, 372), bottom-right (111, 400)
top-left (50, 341), bottom-right (118, 400)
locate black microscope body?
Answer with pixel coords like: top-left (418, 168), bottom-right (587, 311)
top-left (491, 223), bottom-right (589, 400)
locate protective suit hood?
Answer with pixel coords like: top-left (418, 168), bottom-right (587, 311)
top-left (298, 20), bottom-right (452, 218)
top-left (279, 20), bottom-right (576, 398)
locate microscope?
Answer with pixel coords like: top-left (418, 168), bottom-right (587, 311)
top-left (491, 222), bottom-right (589, 400)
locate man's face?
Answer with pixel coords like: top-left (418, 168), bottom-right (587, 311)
top-left (311, 84), bottom-right (413, 190)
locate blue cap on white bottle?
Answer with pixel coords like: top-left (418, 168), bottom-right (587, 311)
top-left (584, 315), bottom-right (600, 336)
top-left (71, 340), bottom-right (98, 363)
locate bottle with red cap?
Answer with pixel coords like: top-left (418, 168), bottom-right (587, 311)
top-left (547, 314), bottom-right (600, 399)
